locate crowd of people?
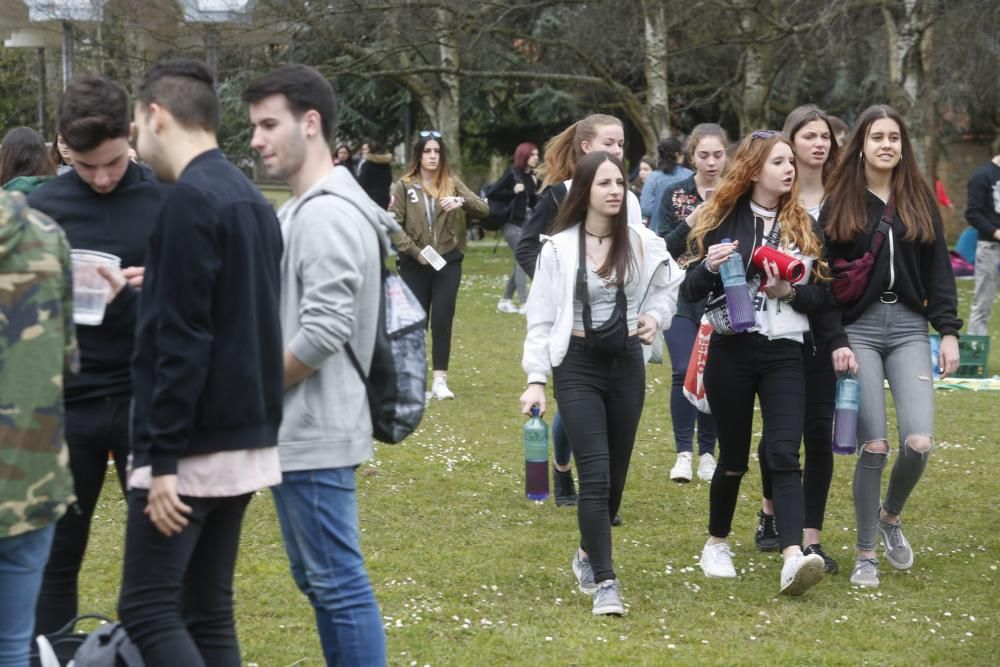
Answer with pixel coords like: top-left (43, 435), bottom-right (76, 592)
top-left (0, 53), bottom-right (995, 665)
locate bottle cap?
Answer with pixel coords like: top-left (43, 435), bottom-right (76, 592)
top-left (721, 237), bottom-right (732, 243)
top-left (531, 406), bottom-right (539, 417)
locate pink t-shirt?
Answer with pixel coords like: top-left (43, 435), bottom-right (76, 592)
top-left (128, 448), bottom-right (281, 497)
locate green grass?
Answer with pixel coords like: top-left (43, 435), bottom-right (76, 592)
top-left (80, 242), bottom-right (999, 666)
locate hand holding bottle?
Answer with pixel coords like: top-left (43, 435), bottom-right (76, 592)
top-left (706, 239), bottom-right (738, 272)
top-left (519, 383), bottom-right (546, 416)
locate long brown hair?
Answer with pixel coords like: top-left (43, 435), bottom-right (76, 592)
top-left (0, 127), bottom-right (56, 185)
top-left (690, 131), bottom-right (825, 269)
top-left (549, 151), bottom-right (636, 286)
top-left (782, 104), bottom-right (841, 183)
top-left (400, 133), bottom-right (455, 198)
top-left (538, 114), bottom-right (622, 187)
top-left (823, 105), bottom-right (936, 244)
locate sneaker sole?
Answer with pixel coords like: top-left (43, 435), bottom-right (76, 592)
top-left (697, 472), bottom-right (714, 482)
top-left (780, 556), bottom-right (825, 596)
top-left (572, 562), bottom-right (598, 595)
top-left (699, 563), bottom-right (737, 579)
top-left (670, 472), bottom-right (692, 483)
top-left (592, 605), bottom-right (625, 616)
top-left (554, 495), bottom-right (578, 507)
top-left (850, 575), bottom-right (880, 587)
top-left (755, 540), bottom-right (781, 553)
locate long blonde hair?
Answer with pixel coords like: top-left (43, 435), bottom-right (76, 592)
top-left (538, 114), bottom-right (622, 187)
top-left (690, 130), bottom-right (826, 277)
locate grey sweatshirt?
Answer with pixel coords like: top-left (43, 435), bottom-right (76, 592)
top-left (277, 165), bottom-right (401, 472)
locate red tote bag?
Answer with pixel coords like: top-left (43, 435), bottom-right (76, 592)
top-left (682, 319), bottom-right (713, 414)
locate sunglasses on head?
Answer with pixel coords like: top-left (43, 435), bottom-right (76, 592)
top-left (419, 130), bottom-right (442, 139)
top-left (751, 130), bottom-right (778, 140)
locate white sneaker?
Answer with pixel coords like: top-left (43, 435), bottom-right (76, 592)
top-left (697, 453), bottom-right (716, 482)
top-left (779, 552), bottom-right (825, 596)
top-left (517, 303), bottom-right (528, 315)
top-left (431, 378), bottom-right (455, 400)
top-left (699, 540), bottom-right (736, 578)
top-left (670, 452), bottom-right (693, 483)
top-left (497, 298), bottom-right (518, 314)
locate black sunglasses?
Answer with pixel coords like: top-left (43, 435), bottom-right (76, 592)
top-left (419, 130), bottom-right (442, 139)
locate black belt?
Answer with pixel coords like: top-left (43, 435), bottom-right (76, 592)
top-left (880, 291), bottom-right (898, 304)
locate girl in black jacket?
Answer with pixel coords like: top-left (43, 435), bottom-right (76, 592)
top-left (823, 105), bottom-right (961, 588)
top-left (682, 130), bottom-right (832, 596)
top-left (490, 142), bottom-right (539, 313)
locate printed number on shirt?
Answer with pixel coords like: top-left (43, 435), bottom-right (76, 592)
top-left (408, 188), bottom-right (420, 204)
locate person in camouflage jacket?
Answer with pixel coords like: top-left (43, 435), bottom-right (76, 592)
top-left (0, 190), bottom-right (77, 664)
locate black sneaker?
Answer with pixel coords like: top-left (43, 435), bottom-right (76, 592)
top-left (553, 466), bottom-right (577, 507)
top-left (755, 511), bottom-right (780, 552)
top-left (803, 543), bottom-right (839, 575)
top-left (611, 514), bottom-right (622, 527)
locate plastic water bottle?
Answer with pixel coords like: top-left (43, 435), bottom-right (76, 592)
top-left (524, 407), bottom-right (549, 501)
top-left (718, 238), bottom-right (756, 332)
top-left (832, 374), bottom-right (860, 455)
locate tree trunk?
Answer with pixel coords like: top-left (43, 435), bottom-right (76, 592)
top-left (883, 0), bottom-right (938, 174)
top-left (737, 10), bottom-right (774, 134)
top-left (641, 0), bottom-right (670, 153)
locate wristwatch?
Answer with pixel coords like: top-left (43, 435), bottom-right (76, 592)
top-left (779, 286), bottom-right (797, 304)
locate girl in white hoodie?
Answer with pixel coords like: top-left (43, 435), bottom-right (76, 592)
top-left (519, 151), bottom-right (681, 616)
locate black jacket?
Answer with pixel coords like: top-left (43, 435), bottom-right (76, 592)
top-left (657, 176), bottom-right (708, 323)
top-left (682, 197), bottom-right (840, 346)
top-left (28, 162), bottom-right (165, 403)
top-left (130, 150), bottom-right (284, 475)
top-left (486, 167), bottom-right (538, 227)
top-left (515, 181), bottom-right (567, 277)
top-left (357, 155), bottom-right (393, 209)
top-left (965, 160), bottom-right (1000, 243)
top-left (823, 190), bottom-right (962, 337)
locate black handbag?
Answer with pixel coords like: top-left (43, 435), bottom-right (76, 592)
top-left (576, 227), bottom-right (629, 355)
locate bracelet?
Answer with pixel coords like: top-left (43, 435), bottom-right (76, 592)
top-left (779, 286), bottom-right (797, 304)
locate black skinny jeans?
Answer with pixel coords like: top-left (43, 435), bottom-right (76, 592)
top-left (35, 395), bottom-right (130, 635)
top-left (118, 491), bottom-right (253, 667)
top-left (553, 336), bottom-right (645, 584)
top-left (704, 333), bottom-right (806, 551)
top-left (758, 335), bottom-right (836, 531)
top-left (397, 254), bottom-right (463, 371)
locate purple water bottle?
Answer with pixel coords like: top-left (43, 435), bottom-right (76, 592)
top-left (718, 238), bottom-right (756, 332)
top-left (524, 407), bottom-right (550, 501)
top-left (832, 373), bottom-right (860, 455)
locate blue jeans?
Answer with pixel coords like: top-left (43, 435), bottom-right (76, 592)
top-left (664, 316), bottom-right (717, 455)
top-left (272, 468), bottom-right (386, 667)
top-left (0, 525), bottom-right (55, 667)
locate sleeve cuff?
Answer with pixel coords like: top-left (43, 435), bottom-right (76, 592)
top-left (289, 333), bottom-right (331, 370)
top-left (151, 452), bottom-right (179, 476)
top-left (527, 372), bottom-right (547, 385)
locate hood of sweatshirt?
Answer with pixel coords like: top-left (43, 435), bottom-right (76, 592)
top-left (286, 165), bottom-right (402, 256)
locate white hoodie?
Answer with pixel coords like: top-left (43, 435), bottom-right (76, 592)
top-left (522, 222), bottom-right (683, 384)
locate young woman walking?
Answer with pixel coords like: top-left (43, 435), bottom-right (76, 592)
top-left (390, 131), bottom-right (488, 399)
top-left (682, 130), bottom-right (832, 596)
top-left (641, 137), bottom-right (693, 231)
top-left (657, 123), bottom-right (729, 484)
top-left (753, 105), bottom-right (842, 572)
top-left (515, 114), bottom-right (643, 510)
top-left (823, 105), bottom-right (961, 587)
top-left (520, 151), bottom-right (681, 615)
top-left (491, 142), bottom-right (540, 314)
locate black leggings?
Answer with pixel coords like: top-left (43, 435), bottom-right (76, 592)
top-left (35, 395), bottom-right (130, 635)
top-left (398, 254), bottom-right (462, 371)
top-left (758, 337), bottom-right (836, 531)
top-left (704, 333), bottom-right (805, 551)
top-left (553, 336), bottom-right (645, 584)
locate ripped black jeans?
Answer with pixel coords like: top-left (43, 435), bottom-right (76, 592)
top-left (704, 333), bottom-right (805, 551)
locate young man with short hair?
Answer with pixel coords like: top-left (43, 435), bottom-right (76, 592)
top-left (0, 191), bottom-right (77, 667)
top-left (27, 74), bottom-right (162, 636)
top-left (118, 59), bottom-right (284, 667)
top-left (244, 63), bottom-right (389, 666)
top-left (965, 147), bottom-right (1000, 335)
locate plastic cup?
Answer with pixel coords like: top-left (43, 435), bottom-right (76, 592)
top-left (71, 250), bottom-right (121, 326)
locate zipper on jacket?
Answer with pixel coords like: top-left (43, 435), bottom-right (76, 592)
top-left (421, 190), bottom-right (436, 247)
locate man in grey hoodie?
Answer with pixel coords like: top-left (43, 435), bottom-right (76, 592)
top-left (244, 65), bottom-right (390, 666)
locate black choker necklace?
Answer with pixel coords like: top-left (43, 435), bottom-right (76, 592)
top-left (750, 198), bottom-right (778, 212)
top-left (585, 229), bottom-right (613, 245)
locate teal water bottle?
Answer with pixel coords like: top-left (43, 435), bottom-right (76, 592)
top-left (718, 238), bottom-right (756, 332)
top-left (524, 407), bottom-right (549, 501)
top-left (832, 373), bottom-right (860, 455)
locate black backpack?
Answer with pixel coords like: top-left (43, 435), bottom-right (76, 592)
top-left (345, 242), bottom-right (428, 444)
top-left (480, 171), bottom-right (522, 231)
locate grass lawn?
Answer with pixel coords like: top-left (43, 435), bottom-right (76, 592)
top-left (80, 240), bottom-right (998, 666)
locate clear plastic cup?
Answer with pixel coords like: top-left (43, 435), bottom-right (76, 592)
top-left (71, 250), bottom-right (121, 326)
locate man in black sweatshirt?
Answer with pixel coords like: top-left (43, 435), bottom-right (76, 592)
top-left (27, 74), bottom-right (164, 636)
top-left (116, 59), bottom-right (283, 667)
top-left (965, 148), bottom-right (1000, 335)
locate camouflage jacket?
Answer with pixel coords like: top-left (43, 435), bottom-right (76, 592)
top-left (0, 190), bottom-right (78, 538)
